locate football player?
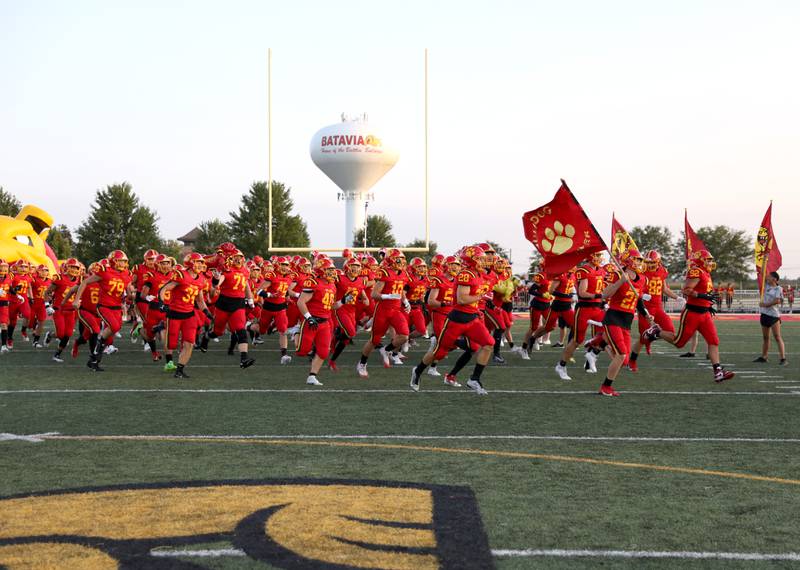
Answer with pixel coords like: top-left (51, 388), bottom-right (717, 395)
top-left (30, 264), bottom-right (53, 348)
top-left (0, 260), bottom-right (11, 352)
top-left (410, 246), bottom-right (495, 395)
top-left (644, 249), bottom-right (735, 383)
top-left (296, 257), bottom-right (339, 386)
top-left (425, 255), bottom-right (461, 384)
top-left (45, 258), bottom-right (82, 362)
top-left (7, 260), bottom-right (33, 348)
top-left (519, 262), bottom-right (551, 358)
top-left (328, 257), bottom-right (369, 371)
top-left (254, 256), bottom-right (294, 364)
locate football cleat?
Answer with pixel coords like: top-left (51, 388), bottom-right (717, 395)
top-left (104, 345), bottom-right (118, 355)
top-left (584, 351), bottom-right (598, 373)
top-left (52, 354), bottom-right (64, 363)
top-left (466, 378), bottom-right (488, 395)
top-left (543, 338), bottom-right (551, 345)
top-left (199, 335), bottom-right (209, 352)
top-left (598, 385), bottom-right (620, 397)
top-left (240, 358), bottom-right (256, 369)
top-left (164, 361), bottom-right (177, 372)
top-left (306, 376), bottom-right (323, 386)
top-left (252, 336), bottom-right (265, 345)
top-left (752, 356), bottom-right (767, 363)
top-left (378, 346), bottom-right (391, 368)
top-left (356, 362), bottom-right (369, 378)
top-left (390, 353), bottom-right (404, 366)
top-left (174, 369), bottom-right (190, 379)
top-left (328, 360), bottom-right (339, 372)
top-left (21, 331), bottom-right (29, 341)
top-left (152, 351), bottom-right (162, 362)
top-left (0, 345), bottom-right (9, 354)
top-left (714, 368), bottom-right (735, 383)
top-left (280, 354), bottom-right (292, 365)
top-left (643, 324), bottom-right (662, 342)
top-left (410, 369), bottom-right (420, 392)
top-left (627, 360), bottom-right (638, 373)
top-left (552, 342), bottom-right (564, 348)
top-left (554, 363), bottom-right (572, 381)
top-left (143, 342), bottom-right (151, 352)
top-left (444, 374), bottom-right (461, 387)
top-left (6, 340), bottom-right (13, 349)
top-left (520, 349), bottom-right (531, 360)
top-left (426, 366), bottom-right (441, 377)
top-left (679, 352), bottom-right (695, 358)
top-left (492, 354), bottom-right (506, 365)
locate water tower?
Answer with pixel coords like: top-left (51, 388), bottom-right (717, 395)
top-left (310, 114), bottom-right (399, 246)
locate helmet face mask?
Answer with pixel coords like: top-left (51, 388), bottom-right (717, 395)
top-left (108, 250), bottom-right (129, 271)
top-left (0, 261), bottom-right (9, 277)
top-left (590, 252), bottom-right (604, 267)
top-left (345, 260), bottom-right (362, 279)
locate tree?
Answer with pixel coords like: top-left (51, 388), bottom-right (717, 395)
top-left (527, 250), bottom-right (543, 276)
top-left (194, 219), bottom-right (233, 254)
top-left (352, 215), bottom-right (396, 248)
top-left (404, 238), bottom-right (438, 263)
top-left (628, 225), bottom-right (682, 278)
top-left (46, 224), bottom-right (74, 259)
top-left (229, 181), bottom-right (310, 257)
top-left (0, 187), bottom-right (21, 217)
top-left (676, 225), bottom-right (752, 283)
top-left (159, 239), bottom-right (183, 259)
top-left (75, 182), bottom-right (162, 263)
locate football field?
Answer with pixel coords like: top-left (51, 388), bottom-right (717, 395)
top-left (1, 318), bottom-right (798, 569)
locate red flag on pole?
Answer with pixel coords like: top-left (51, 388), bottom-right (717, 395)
top-left (684, 210), bottom-right (707, 261)
top-left (522, 180), bottom-right (607, 277)
top-left (610, 213), bottom-right (639, 263)
top-left (755, 201), bottom-right (782, 295)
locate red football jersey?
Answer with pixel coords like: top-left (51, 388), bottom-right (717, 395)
top-left (0, 274), bottom-right (12, 303)
top-left (95, 266), bottom-right (132, 307)
top-left (478, 270), bottom-right (498, 310)
top-left (529, 272), bottom-right (552, 304)
top-left (51, 274), bottom-right (80, 309)
top-left (429, 275), bottom-right (456, 315)
top-left (132, 263), bottom-right (155, 291)
top-left (262, 272), bottom-right (293, 304)
top-left (607, 272), bottom-right (646, 314)
top-left (376, 268), bottom-right (409, 308)
top-left (455, 269), bottom-right (491, 314)
top-left (301, 276), bottom-right (337, 319)
top-left (32, 277), bottom-right (51, 301)
top-left (11, 274), bottom-right (33, 300)
top-left (336, 273), bottom-right (367, 307)
top-left (686, 267), bottom-right (714, 309)
top-left (218, 267), bottom-right (249, 299)
top-left (169, 269), bottom-right (207, 313)
top-left (643, 266), bottom-right (669, 309)
top-left (552, 272), bottom-right (575, 297)
top-left (406, 275), bottom-right (430, 303)
top-left (574, 264), bottom-right (606, 299)
top-left (81, 281), bottom-right (101, 312)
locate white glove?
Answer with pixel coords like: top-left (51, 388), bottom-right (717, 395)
top-left (145, 295), bottom-right (156, 302)
top-left (46, 306), bottom-right (55, 316)
top-left (571, 294), bottom-right (578, 302)
top-left (642, 293), bottom-right (652, 302)
top-left (402, 298), bottom-right (411, 313)
top-left (245, 298), bottom-right (255, 308)
top-left (17, 295), bottom-right (25, 303)
top-left (381, 293), bottom-right (402, 300)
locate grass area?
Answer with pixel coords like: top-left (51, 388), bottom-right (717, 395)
top-left (0, 319), bottom-right (798, 569)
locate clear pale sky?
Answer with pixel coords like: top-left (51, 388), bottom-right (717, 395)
top-left (2, 0), bottom-right (798, 275)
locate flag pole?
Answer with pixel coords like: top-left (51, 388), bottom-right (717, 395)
top-left (758, 200), bottom-right (773, 303)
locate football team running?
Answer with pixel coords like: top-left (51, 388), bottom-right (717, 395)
top-left (0, 243), bottom-right (744, 395)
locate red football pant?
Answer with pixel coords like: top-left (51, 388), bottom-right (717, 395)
top-left (407, 306), bottom-right (427, 335)
top-left (78, 308), bottom-right (101, 335)
top-left (529, 306), bottom-right (548, 330)
top-left (602, 324), bottom-right (631, 358)
top-left (370, 303), bottom-right (410, 345)
top-left (286, 301), bottom-right (301, 328)
top-left (334, 306), bottom-right (357, 339)
top-left (542, 307), bottom-right (574, 333)
top-left (0, 305), bottom-right (8, 326)
top-left (673, 309), bottom-right (720, 347)
top-left (145, 308), bottom-right (166, 336)
top-left (431, 312), bottom-right (448, 338)
top-left (259, 309), bottom-right (288, 334)
top-left (9, 300), bottom-right (31, 326)
top-left (167, 314), bottom-right (198, 350)
top-left (433, 315), bottom-right (495, 361)
top-left (571, 305), bottom-right (605, 344)
top-left (213, 308), bottom-right (246, 336)
top-left (637, 306), bottom-right (674, 339)
top-left (53, 308), bottom-right (78, 338)
top-left (97, 306), bottom-right (123, 335)
top-left (136, 300), bottom-right (150, 321)
top-left (297, 318), bottom-right (332, 359)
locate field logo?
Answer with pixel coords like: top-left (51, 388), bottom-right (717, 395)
top-left (0, 479), bottom-right (493, 569)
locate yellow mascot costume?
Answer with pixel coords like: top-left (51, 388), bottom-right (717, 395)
top-left (0, 205), bottom-right (60, 275)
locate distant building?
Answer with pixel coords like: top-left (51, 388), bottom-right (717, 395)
top-left (177, 227), bottom-right (201, 254)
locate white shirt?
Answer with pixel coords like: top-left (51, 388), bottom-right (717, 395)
top-left (760, 284), bottom-right (783, 318)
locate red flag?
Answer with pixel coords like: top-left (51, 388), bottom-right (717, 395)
top-left (684, 210), bottom-right (707, 261)
top-left (610, 214), bottom-right (639, 263)
top-left (522, 180), bottom-right (607, 277)
top-left (755, 202), bottom-right (782, 294)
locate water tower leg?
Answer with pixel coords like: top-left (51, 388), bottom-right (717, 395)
top-left (345, 196), bottom-right (366, 247)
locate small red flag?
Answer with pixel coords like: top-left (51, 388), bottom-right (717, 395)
top-left (522, 180), bottom-right (607, 277)
top-left (755, 202), bottom-right (782, 294)
top-left (684, 210), bottom-right (708, 261)
top-left (610, 214), bottom-right (639, 263)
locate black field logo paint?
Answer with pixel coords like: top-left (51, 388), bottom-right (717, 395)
top-left (0, 479), bottom-right (494, 569)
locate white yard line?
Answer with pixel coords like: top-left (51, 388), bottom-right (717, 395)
top-left (149, 547), bottom-right (800, 562)
top-left (0, 389), bottom-right (797, 396)
top-left (6, 433), bottom-right (799, 443)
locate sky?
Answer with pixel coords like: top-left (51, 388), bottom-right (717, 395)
top-left (1, 0), bottom-right (799, 276)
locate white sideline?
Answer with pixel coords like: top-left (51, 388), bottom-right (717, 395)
top-left (0, 389), bottom-right (797, 396)
top-left (149, 547), bottom-right (800, 562)
top-left (9, 433), bottom-right (800, 443)
top-left (491, 549), bottom-right (800, 561)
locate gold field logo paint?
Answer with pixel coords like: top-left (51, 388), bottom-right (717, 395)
top-left (0, 479), bottom-right (493, 569)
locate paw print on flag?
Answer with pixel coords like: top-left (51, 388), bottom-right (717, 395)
top-left (542, 221), bottom-right (575, 255)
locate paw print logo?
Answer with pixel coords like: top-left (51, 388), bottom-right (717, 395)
top-left (542, 221), bottom-right (576, 255)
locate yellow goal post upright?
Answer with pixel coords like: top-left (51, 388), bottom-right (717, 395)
top-left (266, 48), bottom-right (430, 254)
